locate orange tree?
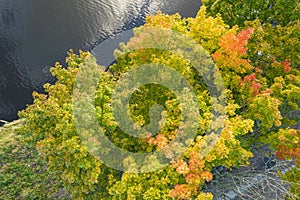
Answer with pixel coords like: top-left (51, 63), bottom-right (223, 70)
top-left (204, 1), bottom-right (300, 197)
top-left (18, 6), bottom-right (299, 199)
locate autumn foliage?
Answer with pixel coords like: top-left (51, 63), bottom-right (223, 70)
top-left (18, 6), bottom-right (299, 199)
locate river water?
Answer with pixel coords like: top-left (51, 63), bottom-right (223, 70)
top-left (0, 0), bottom-right (201, 122)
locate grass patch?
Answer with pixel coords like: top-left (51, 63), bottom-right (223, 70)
top-left (0, 120), bottom-right (67, 199)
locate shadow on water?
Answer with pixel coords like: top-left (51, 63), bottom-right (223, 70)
top-left (0, 0), bottom-right (201, 122)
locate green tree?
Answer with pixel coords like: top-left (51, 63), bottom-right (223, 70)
top-left (203, 0), bottom-right (300, 27)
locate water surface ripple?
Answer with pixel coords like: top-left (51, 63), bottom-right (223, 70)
top-left (0, 0), bottom-right (201, 121)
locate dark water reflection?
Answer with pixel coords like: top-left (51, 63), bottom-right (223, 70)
top-left (0, 0), bottom-right (201, 122)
